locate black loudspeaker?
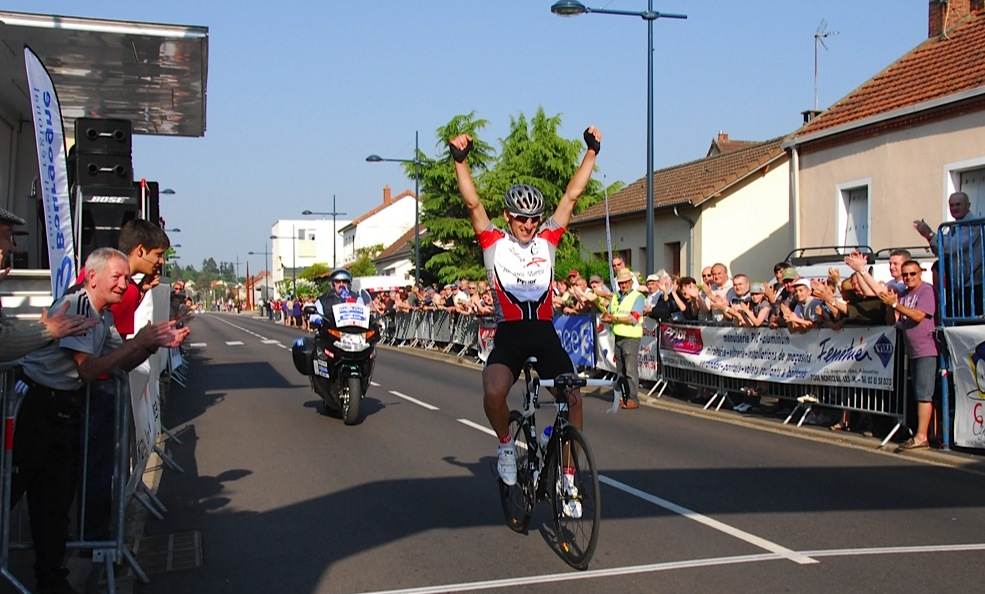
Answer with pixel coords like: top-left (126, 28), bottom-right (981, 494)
top-left (77, 186), bottom-right (140, 263)
top-left (74, 118), bottom-right (132, 156)
top-left (75, 154), bottom-right (133, 186)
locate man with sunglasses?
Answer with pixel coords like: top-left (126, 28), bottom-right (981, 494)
top-left (449, 126), bottom-right (601, 486)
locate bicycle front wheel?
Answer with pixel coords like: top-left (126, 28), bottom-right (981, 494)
top-left (551, 426), bottom-right (601, 570)
top-left (499, 410), bottom-right (535, 533)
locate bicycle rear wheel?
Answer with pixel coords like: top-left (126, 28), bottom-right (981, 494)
top-left (551, 426), bottom-right (601, 570)
top-left (498, 410), bottom-right (535, 533)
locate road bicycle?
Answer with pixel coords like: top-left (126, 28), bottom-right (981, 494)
top-left (498, 358), bottom-right (620, 570)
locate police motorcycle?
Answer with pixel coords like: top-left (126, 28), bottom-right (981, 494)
top-left (291, 269), bottom-right (379, 425)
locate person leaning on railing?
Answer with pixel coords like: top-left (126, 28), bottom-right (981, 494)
top-left (914, 191), bottom-right (983, 317)
top-left (12, 248), bottom-right (187, 593)
top-left (0, 207), bottom-right (99, 363)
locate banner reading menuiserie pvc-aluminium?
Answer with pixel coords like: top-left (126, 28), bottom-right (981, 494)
top-left (659, 323), bottom-right (897, 390)
top-left (24, 46), bottom-right (75, 299)
top-left (941, 326), bottom-right (985, 449)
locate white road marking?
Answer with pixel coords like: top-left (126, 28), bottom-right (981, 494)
top-left (599, 475), bottom-right (816, 565)
top-left (276, 343), bottom-right (289, 349)
top-left (457, 418), bottom-right (496, 437)
top-left (455, 417), bottom-right (815, 565)
top-left (370, 381), bottom-right (381, 387)
top-left (388, 390), bottom-right (439, 411)
top-left (188, 342), bottom-right (207, 349)
top-left (261, 339), bottom-right (281, 344)
top-left (225, 341), bottom-right (244, 346)
top-left (353, 543), bottom-right (985, 594)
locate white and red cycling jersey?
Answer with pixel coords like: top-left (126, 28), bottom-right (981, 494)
top-left (478, 219), bottom-right (565, 324)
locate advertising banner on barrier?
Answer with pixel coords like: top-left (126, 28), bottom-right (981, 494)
top-left (595, 321), bottom-right (618, 373)
top-left (553, 314), bottom-right (596, 368)
top-left (129, 285), bottom-right (168, 477)
top-left (942, 326), bottom-right (985, 449)
top-left (639, 317), bottom-right (660, 381)
top-left (659, 323), bottom-right (896, 390)
top-left (24, 46), bottom-right (76, 299)
top-left (477, 318), bottom-right (497, 362)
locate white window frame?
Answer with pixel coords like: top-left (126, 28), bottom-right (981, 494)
top-left (835, 178), bottom-right (872, 250)
top-left (943, 155), bottom-right (985, 221)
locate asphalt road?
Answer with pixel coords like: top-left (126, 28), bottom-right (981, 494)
top-left (139, 312), bottom-right (985, 594)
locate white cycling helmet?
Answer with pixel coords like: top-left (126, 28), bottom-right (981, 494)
top-left (504, 184), bottom-right (545, 217)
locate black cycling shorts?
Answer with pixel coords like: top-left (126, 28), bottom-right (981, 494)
top-left (486, 320), bottom-right (573, 382)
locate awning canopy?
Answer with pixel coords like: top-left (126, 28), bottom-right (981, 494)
top-left (0, 10), bottom-right (208, 137)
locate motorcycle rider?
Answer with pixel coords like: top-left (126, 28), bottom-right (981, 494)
top-left (311, 268), bottom-right (372, 328)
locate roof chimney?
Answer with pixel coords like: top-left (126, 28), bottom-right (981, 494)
top-left (716, 131), bottom-right (729, 144)
top-left (383, 185), bottom-right (392, 205)
top-left (929, 0), bottom-right (981, 38)
top-left (801, 109), bottom-right (823, 123)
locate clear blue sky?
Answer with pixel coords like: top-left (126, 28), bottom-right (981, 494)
top-left (15, 1), bottom-right (928, 271)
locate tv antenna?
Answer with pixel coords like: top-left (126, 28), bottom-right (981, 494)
top-left (814, 19), bottom-right (838, 110)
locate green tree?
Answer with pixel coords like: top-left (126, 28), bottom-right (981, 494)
top-left (410, 112), bottom-right (495, 284)
top-left (299, 262), bottom-right (331, 281)
top-left (350, 244), bottom-right (385, 277)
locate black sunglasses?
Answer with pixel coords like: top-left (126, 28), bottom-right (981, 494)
top-left (901, 271), bottom-right (921, 278)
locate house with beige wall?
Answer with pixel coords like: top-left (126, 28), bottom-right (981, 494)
top-left (569, 134), bottom-right (790, 281)
top-left (785, 1), bottom-right (985, 252)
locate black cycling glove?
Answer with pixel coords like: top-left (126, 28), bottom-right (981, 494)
top-left (449, 138), bottom-right (473, 163)
top-left (583, 128), bottom-right (601, 155)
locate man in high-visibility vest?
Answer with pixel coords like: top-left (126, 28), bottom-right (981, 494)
top-left (601, 268), bottom-right (645, 409)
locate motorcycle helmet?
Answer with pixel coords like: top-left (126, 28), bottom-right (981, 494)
top-left (503, 184), bottom-right (545, 217)
top-left (329, 268), bottom-right (353, 284)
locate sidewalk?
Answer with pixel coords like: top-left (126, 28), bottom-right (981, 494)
top-left (375, 342), bottom-right (985, 476)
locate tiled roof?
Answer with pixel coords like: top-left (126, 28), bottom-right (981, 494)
top-left (374, 226), bottom-right (426, 263)
top-left (796, 10), bottom-right (985, 138)
top-left (707, 138), bottom-right (758, 157)
top-left (571, 137), bottom-right (787, 225)
top-left (340, 190), bottom-right (416, 232)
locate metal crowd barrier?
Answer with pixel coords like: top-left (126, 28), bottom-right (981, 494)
top-left (0, 348), bottom-right (190, 592)
top-left (389, 310), bottom-right (489, 359)
top-left (660, 326), bottom-right (911, 448)
top-left (936, 218), bottom-right (985, 450)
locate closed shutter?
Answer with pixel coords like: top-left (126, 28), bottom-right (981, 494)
top-left (842, 187), bottom-right (869, 247)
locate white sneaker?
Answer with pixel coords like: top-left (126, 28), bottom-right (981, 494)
top-left (561, 473), bottom-right (582, 518)
top-left (497, 445), bottom-right (517, 486)
top-left (797, 394), bottom-right (819, 404)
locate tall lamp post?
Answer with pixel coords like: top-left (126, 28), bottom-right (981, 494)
top-left (551, 0), bottom-right (685, 276)
top-left (248, 243), bottom-right (273, 300)
top-left (366, 130), bottom-right (422, 285)
top-left (270, 225), bottom-right (297, 295)
top-left (302, 195), bottom-right (348, 268)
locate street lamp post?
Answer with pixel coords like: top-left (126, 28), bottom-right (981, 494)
top-left (366, 130), bottom-right (421, 285)
top-left (270, 226), bottom-right (297, 295)
top-left (551, 0), bottom-right (685, 276)
top-left (248, 242), bottom-right (273, 300)
top-left (302, 195), bottom-right (348, 268)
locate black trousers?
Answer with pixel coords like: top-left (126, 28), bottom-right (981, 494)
top-left (10, 379), bottom-right (83, 582)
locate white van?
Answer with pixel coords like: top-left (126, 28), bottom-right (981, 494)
top-left (782, 245), bottom-right (935, 286)
top-left (352, 275), bottom-right (410, 295)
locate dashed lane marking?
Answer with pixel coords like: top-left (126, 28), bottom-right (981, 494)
top-left (261, 339), bottom-right (281, 344)
top-left (456, 417), bottom-right (816, 565)
top-left (225, 341), bottom-right (244, 346)
top-left (388, 390), bottom-right (439, 411)
top-left (188, 343), bottom-right (207, 349)
top-left (370, 381), bottom-right (381, 387)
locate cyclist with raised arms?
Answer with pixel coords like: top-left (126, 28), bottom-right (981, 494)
top-left (449, 126), bottom-right (601, 486)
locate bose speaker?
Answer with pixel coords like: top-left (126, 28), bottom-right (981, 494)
top-left (76, 186), bottom-right (140, 263)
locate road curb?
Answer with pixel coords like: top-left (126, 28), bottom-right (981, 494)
top-left (378, 343), bottom-right (985, 475)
